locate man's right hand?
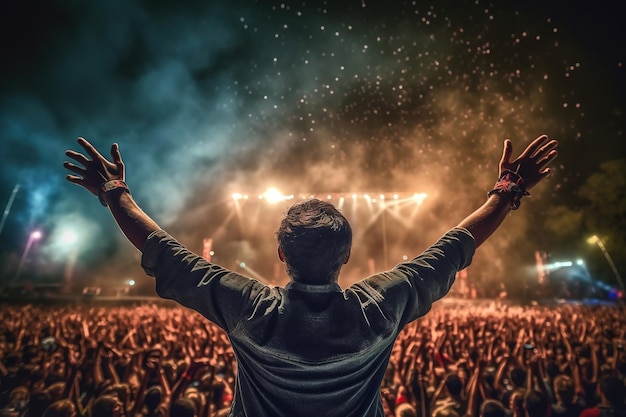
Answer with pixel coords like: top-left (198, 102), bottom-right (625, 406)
top-left (499, 134), bottom-right (558, 191)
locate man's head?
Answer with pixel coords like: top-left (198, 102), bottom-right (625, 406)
top-left (276, 199), bottom-right (352, 284)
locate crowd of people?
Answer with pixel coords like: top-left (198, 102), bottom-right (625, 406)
top-left (1, 301), bottom-right (625, 417)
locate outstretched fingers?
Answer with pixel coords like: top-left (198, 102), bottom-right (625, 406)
top-left (77, 137), bottom-right (106, 163)
top-left (110, 143), bottom-right (124, 167)
top-left (63, 160), bottom-right (95, 193)
top-left (63, 161), bottom-right (86, 177)
top-left (64, 149), bottom-right (90, 167)
top-left (519, 134), bottom-right (550, 160)
top-left (534, 140), bottom-right (558, 161)
top-left (528, 139), bottom-right (558, 174)
top-left (63, 137), bottom-right (113, 195)
top-left (523, 137), bottom-right (558, 187)
top-left (537, 147), bottom-right (558, 171)
top-left (500, 139), bottom-right (513, 167)
top-left (65, 174), bottom-right (83, 185)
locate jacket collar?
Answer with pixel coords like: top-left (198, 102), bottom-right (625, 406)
top-left (286, 281), bottom-right (342, 293)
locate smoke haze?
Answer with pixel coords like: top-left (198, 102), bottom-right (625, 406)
top-left (1, 0), bottom-right (624, 292)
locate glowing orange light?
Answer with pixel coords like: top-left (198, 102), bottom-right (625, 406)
top-left (263, 188), bottom-right (283, 204)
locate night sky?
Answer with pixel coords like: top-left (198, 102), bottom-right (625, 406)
top-left (1, 0), bottom-right (624, 294)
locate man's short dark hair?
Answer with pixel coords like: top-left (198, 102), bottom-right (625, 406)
top-left (276, 199), bottom-right (352, 284)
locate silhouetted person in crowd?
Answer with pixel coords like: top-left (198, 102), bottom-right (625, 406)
top-left (64, 135), bottom-right (557, 417)
top-left (580, 375), bottom-right (626, 417)
top-left (551, 374), bottom-right (585, 417)
top-left (24, 391), bottom-right (52, 417)
top-left (524, 390), bottom-right (550, 417)
top-left (0, 386), bottom-right (28, 417)
top-left (169, 398), bottom-right (197, 417)
top-left (480, 400), bottom-right (507, 417)
top-left (41, 400), bottom-right (76, 417)
top-left (91, 395), bottom-right (125, 417)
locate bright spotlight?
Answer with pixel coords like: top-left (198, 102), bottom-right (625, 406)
top-left (576, 259), bottom-right (584, 266)
top-left (412, 193), bottom-right (427, 203)
top-left (31, 230), bottom-right (43, 240)
top-left (263, 188), bottom-right (284, 204)
top-left (128, 280), bottom-right (135, 286)
top-left (587, 235), bottom-right (599, 244)
top-left (60, 230), bottom-right (78, 246)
